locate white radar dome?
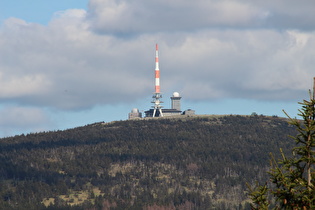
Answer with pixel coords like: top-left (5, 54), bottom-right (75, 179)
top-left (131, 108), bottom-right (139, 113)
top-left (173, 92), bottom-right (180, 97)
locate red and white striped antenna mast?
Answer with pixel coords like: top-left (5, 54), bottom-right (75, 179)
top-left (152, 44), bottom-right (163, 117)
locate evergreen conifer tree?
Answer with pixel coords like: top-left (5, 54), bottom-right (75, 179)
top-left (248, 92), bottom-right (315, 209)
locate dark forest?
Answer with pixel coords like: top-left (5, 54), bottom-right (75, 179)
top-left (0, 115), bottom-right (297, 209)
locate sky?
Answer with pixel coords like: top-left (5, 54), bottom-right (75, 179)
top-left (0, 0), bottom-right (314, 137)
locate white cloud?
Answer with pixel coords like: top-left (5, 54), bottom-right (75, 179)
top-left (0, 0), bottom-right (314, 113)
top-left (86, 0), bottom-right (269, 35)
top-left (0, 73), bottom-right (50, 98)
top-left (86, 0), bottom-right (315, 35)
top-left (251, 0), bottom-right (315, 30)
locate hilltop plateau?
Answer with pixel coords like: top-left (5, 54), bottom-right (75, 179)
top-left (0, 115), bottom-right (297, 209)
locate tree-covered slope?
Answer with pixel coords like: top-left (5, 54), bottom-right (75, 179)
top-left (0, 115), bottom-right (297, 209)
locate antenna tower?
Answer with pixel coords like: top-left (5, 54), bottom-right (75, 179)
top-left (152, 44), bottom-right (163, 117)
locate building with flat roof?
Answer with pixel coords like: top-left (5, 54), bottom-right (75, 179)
top-left (145, 92), bottom-right (183, 117)
top-left (145, 108), bottom-right (182, 117)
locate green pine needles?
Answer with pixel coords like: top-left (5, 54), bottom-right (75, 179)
top-left (248, 93), bottom-right (315, 209)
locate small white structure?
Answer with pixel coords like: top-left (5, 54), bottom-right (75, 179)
top-left (183, 109), bottom-right (195, 116)
top-left (128, 108), bottom-right (142, 119)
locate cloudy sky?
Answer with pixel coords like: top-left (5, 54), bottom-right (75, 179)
top-left (0, 0), bottom-right (314, 137)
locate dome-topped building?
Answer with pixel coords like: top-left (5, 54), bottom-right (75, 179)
top-left (128, 108), bottom-right (142, 119)
top-left (171, 92), bottom-right (182, 111)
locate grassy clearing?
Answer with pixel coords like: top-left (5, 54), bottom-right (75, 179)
top-left (42, 198), bottom-right (55, 207)
top-left (42, 187), bottom-right (104, 207)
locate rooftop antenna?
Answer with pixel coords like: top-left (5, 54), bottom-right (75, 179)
top-left (152, 44), bottom-right (163, 117)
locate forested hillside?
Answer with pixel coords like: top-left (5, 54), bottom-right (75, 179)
top-left (0, 115), bottom-right (297, 209)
